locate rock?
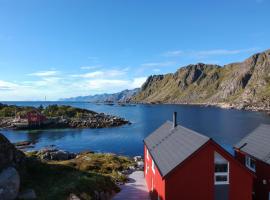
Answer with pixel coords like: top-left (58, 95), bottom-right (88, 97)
top-left (133, 156), bottom-right (142, 162)
top-left (18, 189), bottom-right (37, 199)
top-left (0, 134), bottom-right (25, 172)
top-left (136, 161), bottom-right (144, 170)
top-left (37, 148), bottom-right (76, 161)
top-left (68, 193), bottom-right (81, 200)
top-left (0, 167), bottom-right (20, 200)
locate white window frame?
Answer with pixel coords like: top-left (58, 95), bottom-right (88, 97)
top-left (245, 155), bottom-right (256, 172)
top-left (214, 152), bottom-right (229, 185)
top-left (146, 149), bottom-right (149, 161)
top-left (152, 159), bottom-right (155, 174)
top-left (215, 162), bottom-right (229, 185)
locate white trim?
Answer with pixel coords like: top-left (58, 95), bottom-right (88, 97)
top-left (146, 149), bottom-right (149, 160)
top-left (214, 152), bottom-right (229, 185)
top-left (146, 163), bottom-right (148, 174)
top-left (152, 159), bottom-right (155, 174)
top-left (245, 155), bottom-right (256, 172)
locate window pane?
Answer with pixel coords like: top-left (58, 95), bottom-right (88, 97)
top-left (250, 159), bottom-right (256, 169)
top-left (216, 175), bottom-right (227, 182)
top-left (215, 163), bottom-right (228, 172)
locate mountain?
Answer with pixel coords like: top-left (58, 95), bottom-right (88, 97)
top-left (61, 88), bottom-right (140, 103)
top-left (132, 49), bottom-right (270, 112)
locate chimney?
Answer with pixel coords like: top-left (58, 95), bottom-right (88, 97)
top-left (173, 112), bottom-right (177, 128)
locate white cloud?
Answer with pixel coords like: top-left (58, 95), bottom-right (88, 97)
top-left (131, 77), bottom-right (147, 88)
top-left (163, 50), bottom-right (183, 57)
top-left (81, 76), bottom-right (146, 92)
top-left (29, 70), bottom-right (59, 77)
top-left (163, 48), bottom-right (260, 58)
top-left (80, 65), bottom-right (102, 70)
top-left (0, 80), bottom-right (19, 91)
top-left (74, 69), bottom-right (127, 78)
top-left (141, 61), bottom-right (175, 67)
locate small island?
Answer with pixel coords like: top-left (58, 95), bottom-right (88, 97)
top-left (0, 103), bottom-right (129, 130)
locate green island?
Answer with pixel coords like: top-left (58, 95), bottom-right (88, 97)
top-left (0, 103), bottom-right (129, 130)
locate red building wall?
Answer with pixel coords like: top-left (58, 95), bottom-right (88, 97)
top-left (235, 151), bottom-right (270, 200)
top-left (165, 142), bottom-right (214, 200)
top-left (144, 145), bottom-right (165, 200)
top-left (145, 141), bottom-right (253, 200)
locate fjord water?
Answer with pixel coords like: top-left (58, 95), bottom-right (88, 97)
top-left (1, 102), bottom-right (270, 156)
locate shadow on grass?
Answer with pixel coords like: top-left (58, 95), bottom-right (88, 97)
top-left (21, 157), bottom-right (119, 200)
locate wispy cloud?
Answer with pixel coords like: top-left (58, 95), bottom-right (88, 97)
top-left (141, 61), bottom-right (175, 67)
top-left (78, 76), bottom-right (147, 92)
top-left (0, 80), bottom-right (19, 91)
top-left (29, 70), bottom-right (59, 77)
top-left (74, 69), bottom-right (128, 78)
top-left (163, 50), bottom-right (183, 57)
top-left (164, 48), bottom-right (260, 58)
top-left (80, 65), bottom-right (102, 70)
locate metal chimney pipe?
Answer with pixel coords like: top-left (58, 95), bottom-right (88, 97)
top-left (173, 112), bottom-right (177, 128)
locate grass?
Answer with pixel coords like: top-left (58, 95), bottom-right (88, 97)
top-left (21, 152), bottom-right (135, 200)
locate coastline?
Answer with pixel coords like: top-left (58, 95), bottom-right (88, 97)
top-left (132, 101), bottom-right (270, 115)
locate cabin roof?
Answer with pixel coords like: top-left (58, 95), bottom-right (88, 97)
top-left (234, 124), bottom-right (270, 165)
top-left (144, 121), bottom-right (210, 177)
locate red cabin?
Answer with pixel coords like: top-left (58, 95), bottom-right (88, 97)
top-left (234, 124), bottom-right (270, 200)
top-left (26, 110), bottom-right (46, 125)
top-left (144, 112), bottom-right (254, 200)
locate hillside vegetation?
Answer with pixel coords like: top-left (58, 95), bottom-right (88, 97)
top-left (132, 49), bottom-right (270, 111)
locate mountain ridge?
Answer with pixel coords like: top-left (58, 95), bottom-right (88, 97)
top-left (61, 88), bottom-right (140, 103)
top-left (132, 49), bottom-right (270, 112)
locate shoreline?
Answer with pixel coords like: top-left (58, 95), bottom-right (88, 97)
top-left (132, 101), bottom-right (270, 115)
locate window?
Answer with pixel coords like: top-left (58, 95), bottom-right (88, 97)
top-left (146, 149), bottom-right (149, 160)
top-left (152, 160), bottom-right (155, 174)
top-left (214, 152), bottom-right (229, 185)
top-left (246, 156), bottom-right (256, 172)
top-left (146, 163), bottom-right (148, 174)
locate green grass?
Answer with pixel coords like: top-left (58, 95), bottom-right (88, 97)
top-left (21, 152), bottom-right (135, 200)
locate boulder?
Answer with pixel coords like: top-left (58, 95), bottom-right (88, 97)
top-left (37, 148), bottom-right (76, 161)
top-left (0, 134), bottom-right (25, 172)
top-left (133, 156), bottom-right (143, 162)
top-left (136, 161), bottom-right (144, 170)
top-left (0, 167), bottom-right (20, 200)
top-left (68, 193), bottom-right (80, 200)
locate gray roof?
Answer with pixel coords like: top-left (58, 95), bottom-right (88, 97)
top-left (144, 121), bottom-right (210, 177)
top-left (234, 124), bottom-right (270, 165)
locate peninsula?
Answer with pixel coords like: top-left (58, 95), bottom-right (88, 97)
top-left (0, 104), bottom-right (129, 130)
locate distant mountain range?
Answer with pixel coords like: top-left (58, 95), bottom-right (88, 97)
top-left (131, 49), bottom-right (270, 112)
top-left (62, 49), bottom-right (270, 112)
top-left (61, 88), bottom-right (140, 103)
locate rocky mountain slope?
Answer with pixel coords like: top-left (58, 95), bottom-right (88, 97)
top-left (61, 88), bottom-right (140, 103)
top-left (132, 49), bottom-right (270, 112)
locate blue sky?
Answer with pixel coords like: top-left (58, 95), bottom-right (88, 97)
top-left (0, 0), bottom-right (269, 101)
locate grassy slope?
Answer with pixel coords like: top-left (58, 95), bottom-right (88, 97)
top-left (21, 152), bottom-right (135, 200)
top-left (132, 50), bottom-right (270, 108)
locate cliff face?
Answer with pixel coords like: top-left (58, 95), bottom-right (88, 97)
top-left (132, 50), bottom-right (270, 111)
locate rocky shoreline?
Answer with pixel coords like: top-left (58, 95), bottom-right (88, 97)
top-left (0, 133), bottom-right (144, 200)
top-left (0, 113), bottom-right (130, 130)
top-left (139, 101), bottom-right (270, 115)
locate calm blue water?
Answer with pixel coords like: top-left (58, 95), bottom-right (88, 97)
top-left (1, 101), bottom-right (270, 156)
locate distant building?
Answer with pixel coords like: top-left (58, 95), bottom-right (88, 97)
top-left (26, 110), bottom-right (46, 126)
top-left (144, 112), bottom-right (254, 200)
top-left (234, 124), bottom-right (270, 200)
